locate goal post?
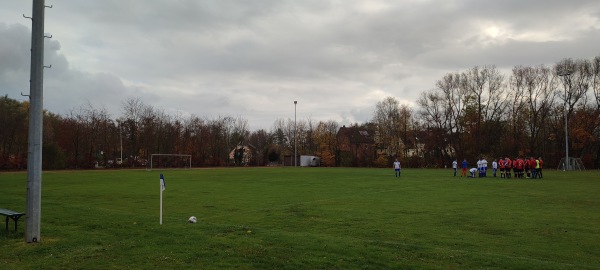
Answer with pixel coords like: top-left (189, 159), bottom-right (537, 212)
top-left (557, 157), bottom-right (585, 171)
top-left (149, 154), bottom-right (192, 170)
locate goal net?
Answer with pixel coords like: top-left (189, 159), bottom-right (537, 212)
top-left (149, 154), bottom-right (192, 170)
top-left (557, 157), bottom-right (585, 171)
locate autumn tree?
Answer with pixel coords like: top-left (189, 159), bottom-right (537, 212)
top-left (0, 96), bottom-right (28, 169)
top-left (246, 129), bottom-right (270, 166)
top-left (313, 120), bottom-right (339, 166)
top-left (372, 96), bottom-right (402, 160)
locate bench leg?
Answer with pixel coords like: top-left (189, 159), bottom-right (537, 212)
top-left (4, 216), bottom-right (8, 235)
top-left (9, 216), bottom-right (23, 233)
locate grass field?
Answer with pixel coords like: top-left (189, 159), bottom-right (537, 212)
top-left (1, 167), bottom-right (599, 269)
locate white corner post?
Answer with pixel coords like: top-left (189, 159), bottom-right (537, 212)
top-left (159, 174), bottom-right (165, 224)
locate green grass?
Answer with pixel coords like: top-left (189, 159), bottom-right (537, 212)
top-left (1, 168), bottom-right (599, 269)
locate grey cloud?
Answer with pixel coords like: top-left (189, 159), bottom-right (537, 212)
top-left (0, 23), bottom-right (30, 73)
top-left (2, 0), bottom-right (600, 129)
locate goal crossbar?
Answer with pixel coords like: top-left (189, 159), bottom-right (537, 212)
top-left (149, 154), bottom-right (192, 170)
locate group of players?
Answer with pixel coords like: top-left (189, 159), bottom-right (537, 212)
top-left (453, 156), bottom-right (544, 179)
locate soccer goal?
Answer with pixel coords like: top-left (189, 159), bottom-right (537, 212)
top-left (149, 154), bottom-right (192, 170)
top-left (557, 157), bottom-right (585, 171)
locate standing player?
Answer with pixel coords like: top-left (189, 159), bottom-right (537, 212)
top-left (529, 157), bottom-right (536, 178)
top-left (524, 158), bottom-right (533, 178)
top-left (537, 157), bottom-right (544, 178)
top-left (476, 158), bottom-right (483, 178)
top-left (492, 159), bottom-right (498, 177)
top-left (532, 157), bottom-right (539, 179)
top-left (461, 159), bottom-right (468, 177)
top-left (520, 157), bottom-right (526, 178)
top-left (452, 159), bottom-right (458, 177)
top-left (498, 157), bottom-right (505, 178)
top-left (512, 157), bottom-right (518, 178)
top-left (516, 157), bottom-right (525, 178)
top-left (393, 159), bottom-right (401, 177)
top-left (481, 157), bottom-right (488, 177)
top-left (505, 157), bottom-right (512, 178)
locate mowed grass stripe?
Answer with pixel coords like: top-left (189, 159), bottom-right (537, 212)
top-left (1, 168), bottom-right (599, 269)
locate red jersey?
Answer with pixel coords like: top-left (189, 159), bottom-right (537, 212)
top-left (516, 159), bottom-right (524, 170)
top-left (505, 158), bottom-right (512, 169)
top-left (498, 159), bottom-right (505, 169)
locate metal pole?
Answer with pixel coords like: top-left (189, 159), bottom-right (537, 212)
top-left (558, 69), bottom-right (571, 171)
top-left (120, 124), bottom-right (123, 166)
top-left (294, 101), bottom-right (297, 167)
top-left (26, 0), bottom-right (46, 243)
top-left (564, 87), bottom-right (569, 171)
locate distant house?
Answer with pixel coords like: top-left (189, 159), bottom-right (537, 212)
top-left (229, 144), bottom-right (255, 166)
top-left (336, 125), bottom-right (376, 167)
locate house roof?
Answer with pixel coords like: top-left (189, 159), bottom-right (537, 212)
top-left (337, 126), bottom-right (374, 144)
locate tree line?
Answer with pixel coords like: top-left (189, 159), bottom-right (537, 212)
top-left (1, 57), bottom-right (599, 170)
top-left (0, 95), bottom-right (341, 169)
top-left (410, 57), bottom-right (600, 168)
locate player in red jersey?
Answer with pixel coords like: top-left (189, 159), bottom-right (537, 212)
top-left (538, 157), bottom-right (544, 179)
top-left (498, 157), bottom-right (505, 178)
top-left (516, 158), bottom-right (525, 178)
top-left (504, 157), bottom-right (512, 178)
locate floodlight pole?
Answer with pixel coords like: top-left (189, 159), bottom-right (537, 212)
top-left (558, 69), bottom-right (572, 171)
top-left (120, 124), bottom-right (123, 167)
top-left (26, 0), bottom-right (47, 243)
top-left (294, 101), bottom-right (297, 167)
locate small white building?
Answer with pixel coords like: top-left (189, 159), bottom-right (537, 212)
top-left (300, 155), bottom-right (321, 167)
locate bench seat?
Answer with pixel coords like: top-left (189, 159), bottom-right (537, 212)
top-left (0, 208), bottom-right (25, 235)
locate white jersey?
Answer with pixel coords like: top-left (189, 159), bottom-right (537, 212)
top-left (482, 159), bottom-right (488, 168)
top-left (452, 160), bottom-right (457, 169)
top-left (492, 161), bottom-right (498, 169)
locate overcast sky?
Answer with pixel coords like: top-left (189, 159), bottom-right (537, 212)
top-left (1, 1), bottom-right (599, 130)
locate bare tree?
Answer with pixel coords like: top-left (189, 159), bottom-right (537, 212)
top-left (461, 66), bottom-right (505, 155)
top-left (417, 90), bottom-right (452, 164)
top-left (592, 56), bottom-right (600, 110)
top-left (506, 66), bottom-right (530, 155)
top-left (305, 117), bottom-right (318, 155)
top-left (519, 65), bottom-right (558, 154)
top-left (555, 59), bottom-right (590, 118)
top-left (398, 104), bottom-right (414, 157)
top-left (248, 129), bottom-right (272, 166)
top-left (436, 72), bottom-right (468, 158)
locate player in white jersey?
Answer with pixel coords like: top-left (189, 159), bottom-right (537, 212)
top-left (481, 158), bottom-right (488, 177)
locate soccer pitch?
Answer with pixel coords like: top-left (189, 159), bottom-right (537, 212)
top-left (2, 168), bottom-right (599, 269)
